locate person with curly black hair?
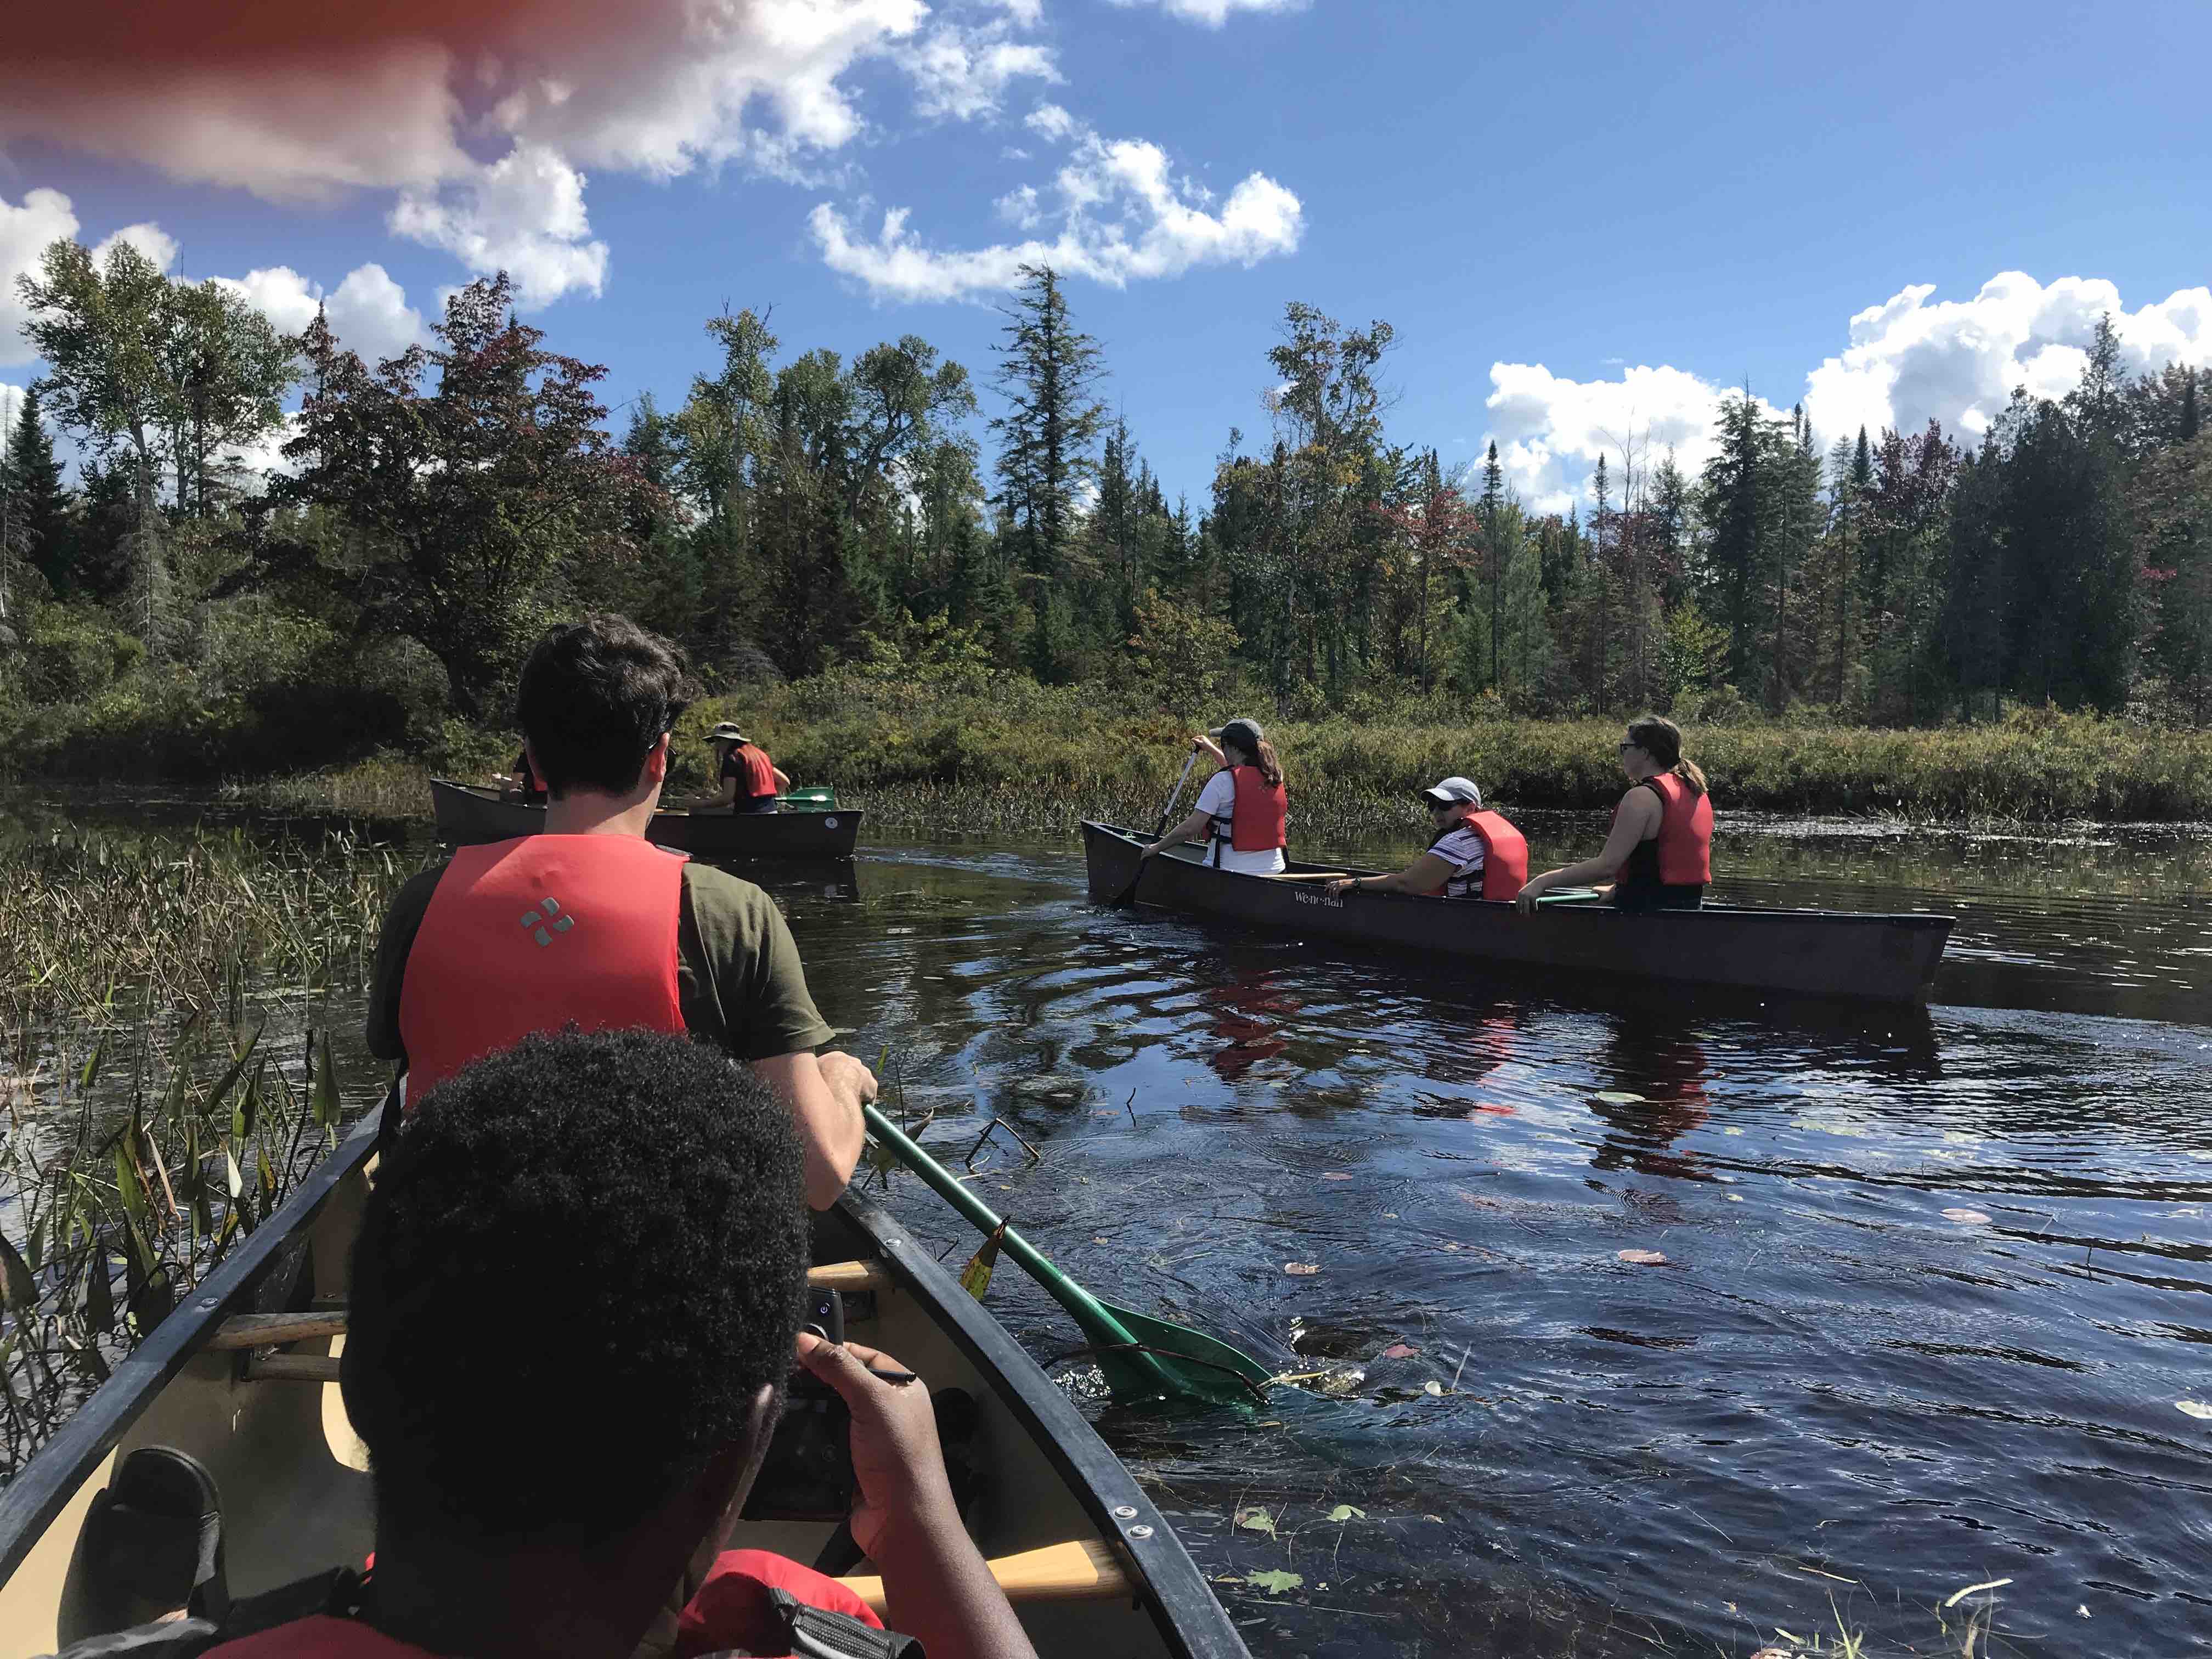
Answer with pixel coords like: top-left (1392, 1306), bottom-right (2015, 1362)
top-left (365, 614), bottom-right (871, 1208)
top-left (199, 1030), bottom-right (1036, 1659)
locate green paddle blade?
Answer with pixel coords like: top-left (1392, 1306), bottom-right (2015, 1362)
top-left (777, 788), bottom-right (838, 809)
top-left (1094, 1297), bottom-right (1274, 1406)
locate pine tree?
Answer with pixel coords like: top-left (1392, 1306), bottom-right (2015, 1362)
top-left (2183, 374), bottom-right (2202, 444)
top-left (990, 265), bottom-right (1106, 591)
top-left (4, 385), bottom-right (74, 596)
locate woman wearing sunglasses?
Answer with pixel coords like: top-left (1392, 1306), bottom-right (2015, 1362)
top-left (1515, 715), bottom-right (1712, 913)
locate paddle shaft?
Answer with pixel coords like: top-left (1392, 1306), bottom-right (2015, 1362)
top-left (861, 1104), bottom-right (1181, 1395)
top-left (1153, 747), bottom-right (1201, 837)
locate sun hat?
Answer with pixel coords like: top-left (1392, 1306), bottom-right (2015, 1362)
top-left (708, 721), bottom-right (747, 742)
top-left (1419, 775), bottom-right (1483, 807)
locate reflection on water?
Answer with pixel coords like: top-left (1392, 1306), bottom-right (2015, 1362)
top-left (793, 831), bottom-right (2211, 1658)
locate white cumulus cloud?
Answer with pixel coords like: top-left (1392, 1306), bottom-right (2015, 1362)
top-left (1, 188), bottom-right (82, 366)
top-left (89, 222), bottom-right (180, 273)
top-left (390, 146), bottom-right (610, 309)
top-left (1804, 273), bottom-right (2212, 442)
top-left (811, 109), bottom-right (1302, 301)
top-left (1482, 362), bottom-right (1775, 517)
top-left (212, 263), bottom-right (426, 364)
top-left (901, 22), bottom-right (1059, 122)
top-left (1482, 273), bottom-right (2212, 514)
top-left (1109, 0), bottom-right (1306, 25)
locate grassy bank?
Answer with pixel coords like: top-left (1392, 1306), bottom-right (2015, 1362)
top-left (242, 674), bottom-right (2212, 828)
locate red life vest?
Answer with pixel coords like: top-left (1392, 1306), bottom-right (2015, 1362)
top-left (397, 835), bottom-right (688, 1105)
top-left (202, 1553), bottom-right (896, 1659)
top-left (1612, 772), bottom-right (1712, 885)
top-left (729, 742), bottom-right (778, 800)
top-left (1421, 810), bottom-right (1529, 900)
top-left (1208, 766), bottom-right (1288, 858)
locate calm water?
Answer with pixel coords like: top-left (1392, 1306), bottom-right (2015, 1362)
top-left (14, 797), bottom-right (2212, 1655)
top-left (777, 821), bottom-right (2211, 1658)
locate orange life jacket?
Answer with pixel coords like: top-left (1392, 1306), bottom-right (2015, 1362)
top-left (1612, 772), bottom-right (1712, 885)
top-left (1425, 809), bottom-right (1530, 900)
top-left (1208, 765), bottom-right (1288, 859)
top-left (397, 835), bottom-right (687, 1105)
top-left (729, 742), bottom-right (778, 800)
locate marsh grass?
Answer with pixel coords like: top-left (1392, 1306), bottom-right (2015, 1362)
top-left (0, 825), bottom-right (420, 1026)
top-left (0, 1003), bottom-right (373, 1479)
top-left (243, 675), bottom-right (2212, 828)
top-left (0, 823), bottom-right (414, 1479)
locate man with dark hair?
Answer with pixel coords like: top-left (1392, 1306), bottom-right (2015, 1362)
top-left (366, 614), bottom-right (868, 1208)
top-left (201, 1030), bottom-right (1036, 1659)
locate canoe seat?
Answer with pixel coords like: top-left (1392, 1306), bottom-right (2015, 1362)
top-left (212, 1261), bottom-right (900, 1367)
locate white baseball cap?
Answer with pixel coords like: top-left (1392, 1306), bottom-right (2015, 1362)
top-left (1419, 776), bottom-right (1483, 806)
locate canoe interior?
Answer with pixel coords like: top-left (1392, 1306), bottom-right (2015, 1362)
top-left (427, 781), bottom-right (864, 861)
top-left (0, 1118), bottom-right (1241, 1659)
top-left (1080, 820), bottom-right (1954, 1007)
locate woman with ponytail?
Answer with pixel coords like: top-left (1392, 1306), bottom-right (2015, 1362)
top-left (1141, 718), bottom-right (1288, 874)
top-left (1515, 715), bottom-right (1713, 913)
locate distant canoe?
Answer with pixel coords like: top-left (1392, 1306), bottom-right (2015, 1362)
top-left (430, 779), bottom-right (862, 860)
top-left (1081, 820), bottom-right (1953, 1006)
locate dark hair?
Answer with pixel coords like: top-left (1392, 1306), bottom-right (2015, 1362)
top-left (515, 615), bottom-right (695, 796)
top-left (343, 1029), bottom-right (807, 1543)
top-left (1218, 720), bottom-right (1284, 790)
top-left (1627, 714), bottom-right (1706, 796)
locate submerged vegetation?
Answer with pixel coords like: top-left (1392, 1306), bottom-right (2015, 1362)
top-left (0, 825), bottom-right (412, 1476)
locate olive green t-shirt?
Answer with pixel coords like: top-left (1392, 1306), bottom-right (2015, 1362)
top-left (365, 859), bottom-right (836, 1069)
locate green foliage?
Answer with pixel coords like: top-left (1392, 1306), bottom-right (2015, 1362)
top-left (19, 602), bottom-right (144, 703)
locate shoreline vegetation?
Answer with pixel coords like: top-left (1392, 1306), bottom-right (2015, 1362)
top-left (196, 679), bottom-right (2212, 831)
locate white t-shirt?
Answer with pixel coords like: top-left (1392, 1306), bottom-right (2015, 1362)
top-left (1429, 823), bottom-right (1487, 894)
top-left (1194, 770), bottom-right (1286, 874)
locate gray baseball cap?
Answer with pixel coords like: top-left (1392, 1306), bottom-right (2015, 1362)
top-left (1419, 775), bottom-right (1483, 806)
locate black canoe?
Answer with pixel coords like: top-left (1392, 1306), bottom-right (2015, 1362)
top-left (0, 1109), bottom-right (1248, 1659)
top-left (1082, 820), bottom-right (1954, 1005)
top-left (430, 779), bottom-right (863, 860)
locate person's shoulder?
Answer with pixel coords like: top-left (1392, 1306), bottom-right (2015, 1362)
top-left (1435, 825), bottom-right (1486, 858)
top-left (682, 860), bottom-right (773, 909)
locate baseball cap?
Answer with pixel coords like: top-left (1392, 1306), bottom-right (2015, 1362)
top-left (1419, 776), bottom-right (1483, 806)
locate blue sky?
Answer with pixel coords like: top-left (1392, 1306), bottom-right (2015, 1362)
top-left (4, 0), bottom-right (2209, 511)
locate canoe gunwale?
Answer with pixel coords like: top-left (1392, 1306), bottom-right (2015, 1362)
top-left (833, 1191), bottom-right (1249, 1659)
top-left (0, 1111), bottom-right (385, 1588)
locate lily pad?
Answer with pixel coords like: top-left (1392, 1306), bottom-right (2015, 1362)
top-left (1595, 1091), bottom-right (1646, 1104)
top-left (2177, 1400), bottom-right (2212, 1420)
top-left (1616, 1249), bottom-right (1668, 1265)
top-left (1234, 1505), bottom-right (1277, 1537)
top-left (1246, 1568), bottom-right (1304, 1595)
top-left (1284, 1261), bottom-right (1321, 1275)
top-left (1327, 1504), bottom-right (1367, 1521)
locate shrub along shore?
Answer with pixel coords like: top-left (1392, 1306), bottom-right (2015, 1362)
top-left (196, 672), bottom-right (2212, 831)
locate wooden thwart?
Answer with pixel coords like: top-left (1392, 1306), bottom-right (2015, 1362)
top-left (221, 1261), bottom-right (899, 1368)
top-left (839, 1538), bottom-right (1129, 1612)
